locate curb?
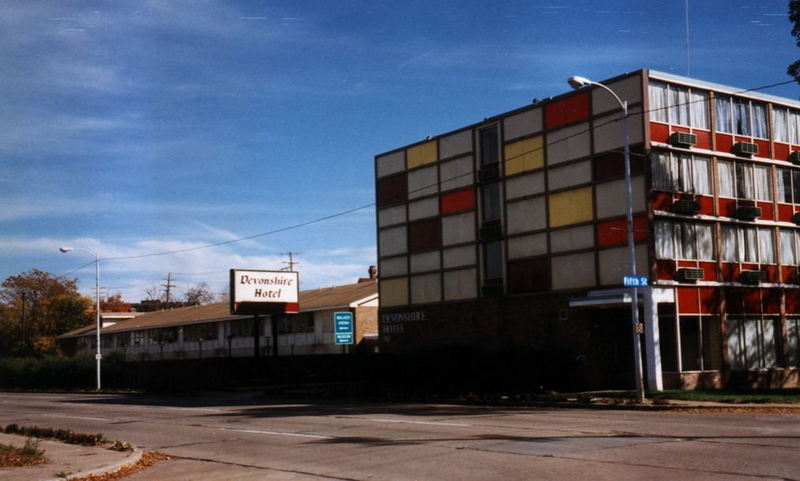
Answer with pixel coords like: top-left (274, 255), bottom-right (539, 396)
top-left (43, 445), bottom-right (143, 481)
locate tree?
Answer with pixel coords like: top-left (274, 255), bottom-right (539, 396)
top-left (101, 293), bottom-right (129, 312)
top-left (789, 0), bottom-right (800, 82)
top-left (184, 282), bottom-right (215, 306)
top-left (0, 269), bottom-right (92, 357)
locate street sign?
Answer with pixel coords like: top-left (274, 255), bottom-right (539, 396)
top-left (334, 312), bottom-right (354, 345)
top-left (623, 275), bottom-right (649, 287)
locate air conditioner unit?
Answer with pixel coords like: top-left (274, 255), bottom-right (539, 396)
top-left (793, 212), bottom-right (800, 226)
top-left (479, 225), bottom-right (503, 241)
top-left (478, 164), bottom-right (500, 182)
top-left (668, 132), bottom-right (697, 148)
top-left (740, 270), bottom-right (765, 284)
top-left (671, 199), bottom-right (701, 216)
top-left (735, 206), bottom-right (762, 221)
top-left (789, 151), bottom-right (800, 165)
top-left (676, 268), bottom-right (704, 283)
top-left (481, 284), bottom-right (504, 297)
top-left (732, 142), bottom-right (759, 157)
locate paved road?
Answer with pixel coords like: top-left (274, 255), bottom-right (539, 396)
top-left (0, 392), bottom-right (798, 480)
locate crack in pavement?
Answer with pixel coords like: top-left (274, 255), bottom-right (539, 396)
top-left (166, 453), bottom-right (364, 481)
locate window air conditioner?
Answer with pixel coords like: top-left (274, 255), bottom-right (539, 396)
top-left (735, 206), bottom-right (762, 221)
top-left (478, 164), bottom-right (500, 182)
top-left (481, 284), bottom-right (504, 297)
top-left (675, 268), bottom-right (704, 283)
top-left (479, 225), bottom-right (503, 241)
top-left (793, 212), bottom-right (800, 226)
top-left (789, 151), bottom-right (800, 165)
top-left (740, 270), bottom-right (765, 284)
top-left (668, 132), bottom-right (697, 148)
top-left (732, 142), bottom-right (759, 157)
top-left (670, 199), bottom-right (701, 216)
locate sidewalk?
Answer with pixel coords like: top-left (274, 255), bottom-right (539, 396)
top-left (0, 433), bottom-right (141, 481)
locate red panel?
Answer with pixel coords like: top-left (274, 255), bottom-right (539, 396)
top-left (716, 133), bottom-right (733, 153)
top-left (741, 263), bottom-right (759, 271)
top-left (763, 265), bottom-right (779, 283)
top-left (672, 125), bottom-right (690, 134)
top-left (596, 216), bottom-right (648, 247)
top-left (440, 187), bottom-right (475, 215)
top-left (285, 303), bottom-right (299, 314)
top-left (694, 130), bottom-right (711, 150)
top-left (699, 261), bottom-right (717, 282)
top-left (656, 259), bottom-right (676, 281)
top-left (718, 198), bottom-right (737, 218)
top-left (726, 288), bottom-right (744, 314)
top-left (762, 289), bottom-right (781, 314)
top-left (677, 260), bottom-right (697, 268)
top-left (699, 288), bottom-right (719, 314)
top-left (734, 136), bottom-right (751, 144)
top-left (678, 287), bottom-right (700, 314)
top-left (652, 191), bottom-right (672, 211)
top-left (697, 195), bottom-right (714, 216)
top-left (545, 92), bottom-right (589, 130)
top-left (757, 201), bottom-right (773, 221)
top-left (781, 266), bottom-right (797, 284)
top-left (721, 263), bottom-right (739, 282)
top-left (786, 290), bottom-right (800, 313)
top-left (755, 139), bottom-right (770, 157)
top-left (650, 122), bottom-right (669, 143)
top-left (743, 289), bottom-right (761, 313)
top-left (775, 142), bottom-right (790, 161)
top-left (778, 204), bottom-right (796, 223)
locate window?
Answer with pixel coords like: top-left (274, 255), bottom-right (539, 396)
top-left (483, 241), bottom-right (503, 280)
top-left (715, 95), bottom-right (768, 139)
top-left (720, 225), bottom-right (775, 264)
top-left (679, 316), bottom-right (722, 371)
top-left (151, 327), bottom-right (177, 344)
top-left (229, 319), bottom-right (253, 338)
top-left (184, 323), bottom-right (218, 342)
top-left (277, 312), bottom-right (314, 334)
top-left (717, 160), bottom-right (772, 201)
top-left (479, 125), bottom-right (499, 165)
top-left (780, 229), bottom-right (800, 265)
top-left (131, 330), bottom-right (145, 346)
top-left (788, 317), bottom-right (800, 367)
top-left (777, 168), bottom-right (800, 204)
top-left (651, 151), bottom-right (711, 194)
top-left (655, 221), bottom-right (715, 260)
top-left (649, 82), bottom-right (709, 128)
top-left (481, 182), bottom-right (501, 223)
top-left (727, 317), bottom-right (779, 370)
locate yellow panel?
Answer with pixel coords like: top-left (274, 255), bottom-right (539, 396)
top-left (406, 141), bottom-right (437, 169)
top-left (548, 187), bottom-right (593, 228)
top-left (380, 278), bottom-right (408, 307)
top-left (504, 136), bottom-right (544, 176)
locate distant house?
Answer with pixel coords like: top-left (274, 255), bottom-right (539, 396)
top-left (58, 279), bottom-right (378, 360)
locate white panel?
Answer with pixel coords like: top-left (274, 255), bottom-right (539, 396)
top-left (595, 175), bottom-right (646, 219)
top-left (593, 106), bottom-right (644, 153)
top-left (592, 75), bottom-right (643, 115)
top-left (410, 251), bottom-right (441, 273)
top-left (505, 171), bottom-right (545, 200)
top-left (439, 130), bottom-right (473, 159)
top-left (408, 197), bottom-right (439, 221)
top-left (376, 151), bottom-right (405, 178)
top-left (549, 225), bottom-right (595, 253)
top-left (410, 273), bottom-right (441, 304)
top-left (442, 212), bottom-right (475, 245)
top-left (440, 155), bottom-right (474, 191)
top-left (551, 252), bottom-right (596, 290)
top-left (548, 160), bottom-right (592, 191)
top-left (598, 245), bottom-right (648, 286)
top-left (444, 268), bottom-right (478, 300)
top-left (443, 245), bottom-right (476, 268)
top-left (379, 256), bottom-right (407, 277)
top-left (506, 197), bottom-right (547, 235)
top-left (378, 205), bottom-right (407, 227)
top-left (379, 225), bottom-right (407, 256)
top-left (546, 122), bottom-right (591, 165)
top-left (503, 107), bottom-right (543, 141)
top-left (408, 165), bottom-right (438, 199)
top-left (507, 233), bottom-right (548, 259)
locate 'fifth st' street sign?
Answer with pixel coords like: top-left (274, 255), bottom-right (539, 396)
top-left (623, 275), bottom-right (649, 288)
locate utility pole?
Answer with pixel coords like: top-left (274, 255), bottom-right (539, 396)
top-left (162, 273), bottom-right (175, 308)
top-left (282, 252), bottom-right (299, 272)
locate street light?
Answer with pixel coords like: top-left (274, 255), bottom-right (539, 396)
top-left (568, 75), bottom-right (646, 403)
top-left (60, 246), bottom-right (102, 391)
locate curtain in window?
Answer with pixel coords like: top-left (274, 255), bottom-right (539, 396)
top-left (715, 95), bottom-right (732, 133)
top-left (753, 165), bottom-right (771, 201)
top-left (721, 225), bottom-right (738, 261)
top-left (791, 111), bottom-right (800, 145)
top-left (778, 168), bottom-right (792, 203)
top-left (744, 319), bottom-right (761, 370)
top-left (727, 318), bottom-right (744, 369)
top-left (696, 224), bottom-right (714, 260)
top-left (742, 227), bottom-right (758, 263)
top-left (762, 318), bottom-right (778, 367)
top-left (681, 224), bottom-right (697, 260)
top-left (670, 86), bottom-right (689, 126)
top-left (689, 90), bottom-right (709, 129)
top-left (757, 228), bottom-right (775, 264)
top-left (717, 160), bottom-right (735, 197)
top-left (693, 156), bottom-right (711, 194)
top-left (655, 221), bottom-right (675, 259)
top-left (751, 102), bottom-right (768, 139)
top-left (679, 153), bottom-right (692, 192)
top-left (793, 170), bottom-right (800, 203)
top-left (780, 229), bottom-right (797, 265)
top-left (649, 82), bottom-right (669, 122)
top-left (735, 162), bottom-right (754, 199)
top-left (651, 151), bottom-right (672, 191)
top-left (788, 318), bottom-right (800, 367)
top-left (733, 98), bottom-right (751, 136)
top-left (773, 107), bottom-right (789, 142)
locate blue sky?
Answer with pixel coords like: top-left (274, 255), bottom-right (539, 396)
top-left (2, 0), bottom-right (798, 302)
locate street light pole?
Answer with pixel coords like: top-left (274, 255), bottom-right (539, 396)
top-left (568, 76), bottom-right (646, 403)
top-left (60, 246), bottom-right (102, 391)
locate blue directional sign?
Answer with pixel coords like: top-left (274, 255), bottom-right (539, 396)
top-left (334, 311), bottom-right (354, 345)
top-left (623, 275), bottom-right (649, 288)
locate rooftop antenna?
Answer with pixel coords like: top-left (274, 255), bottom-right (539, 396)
top-left (685, 0), bottom-right (690, 76)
